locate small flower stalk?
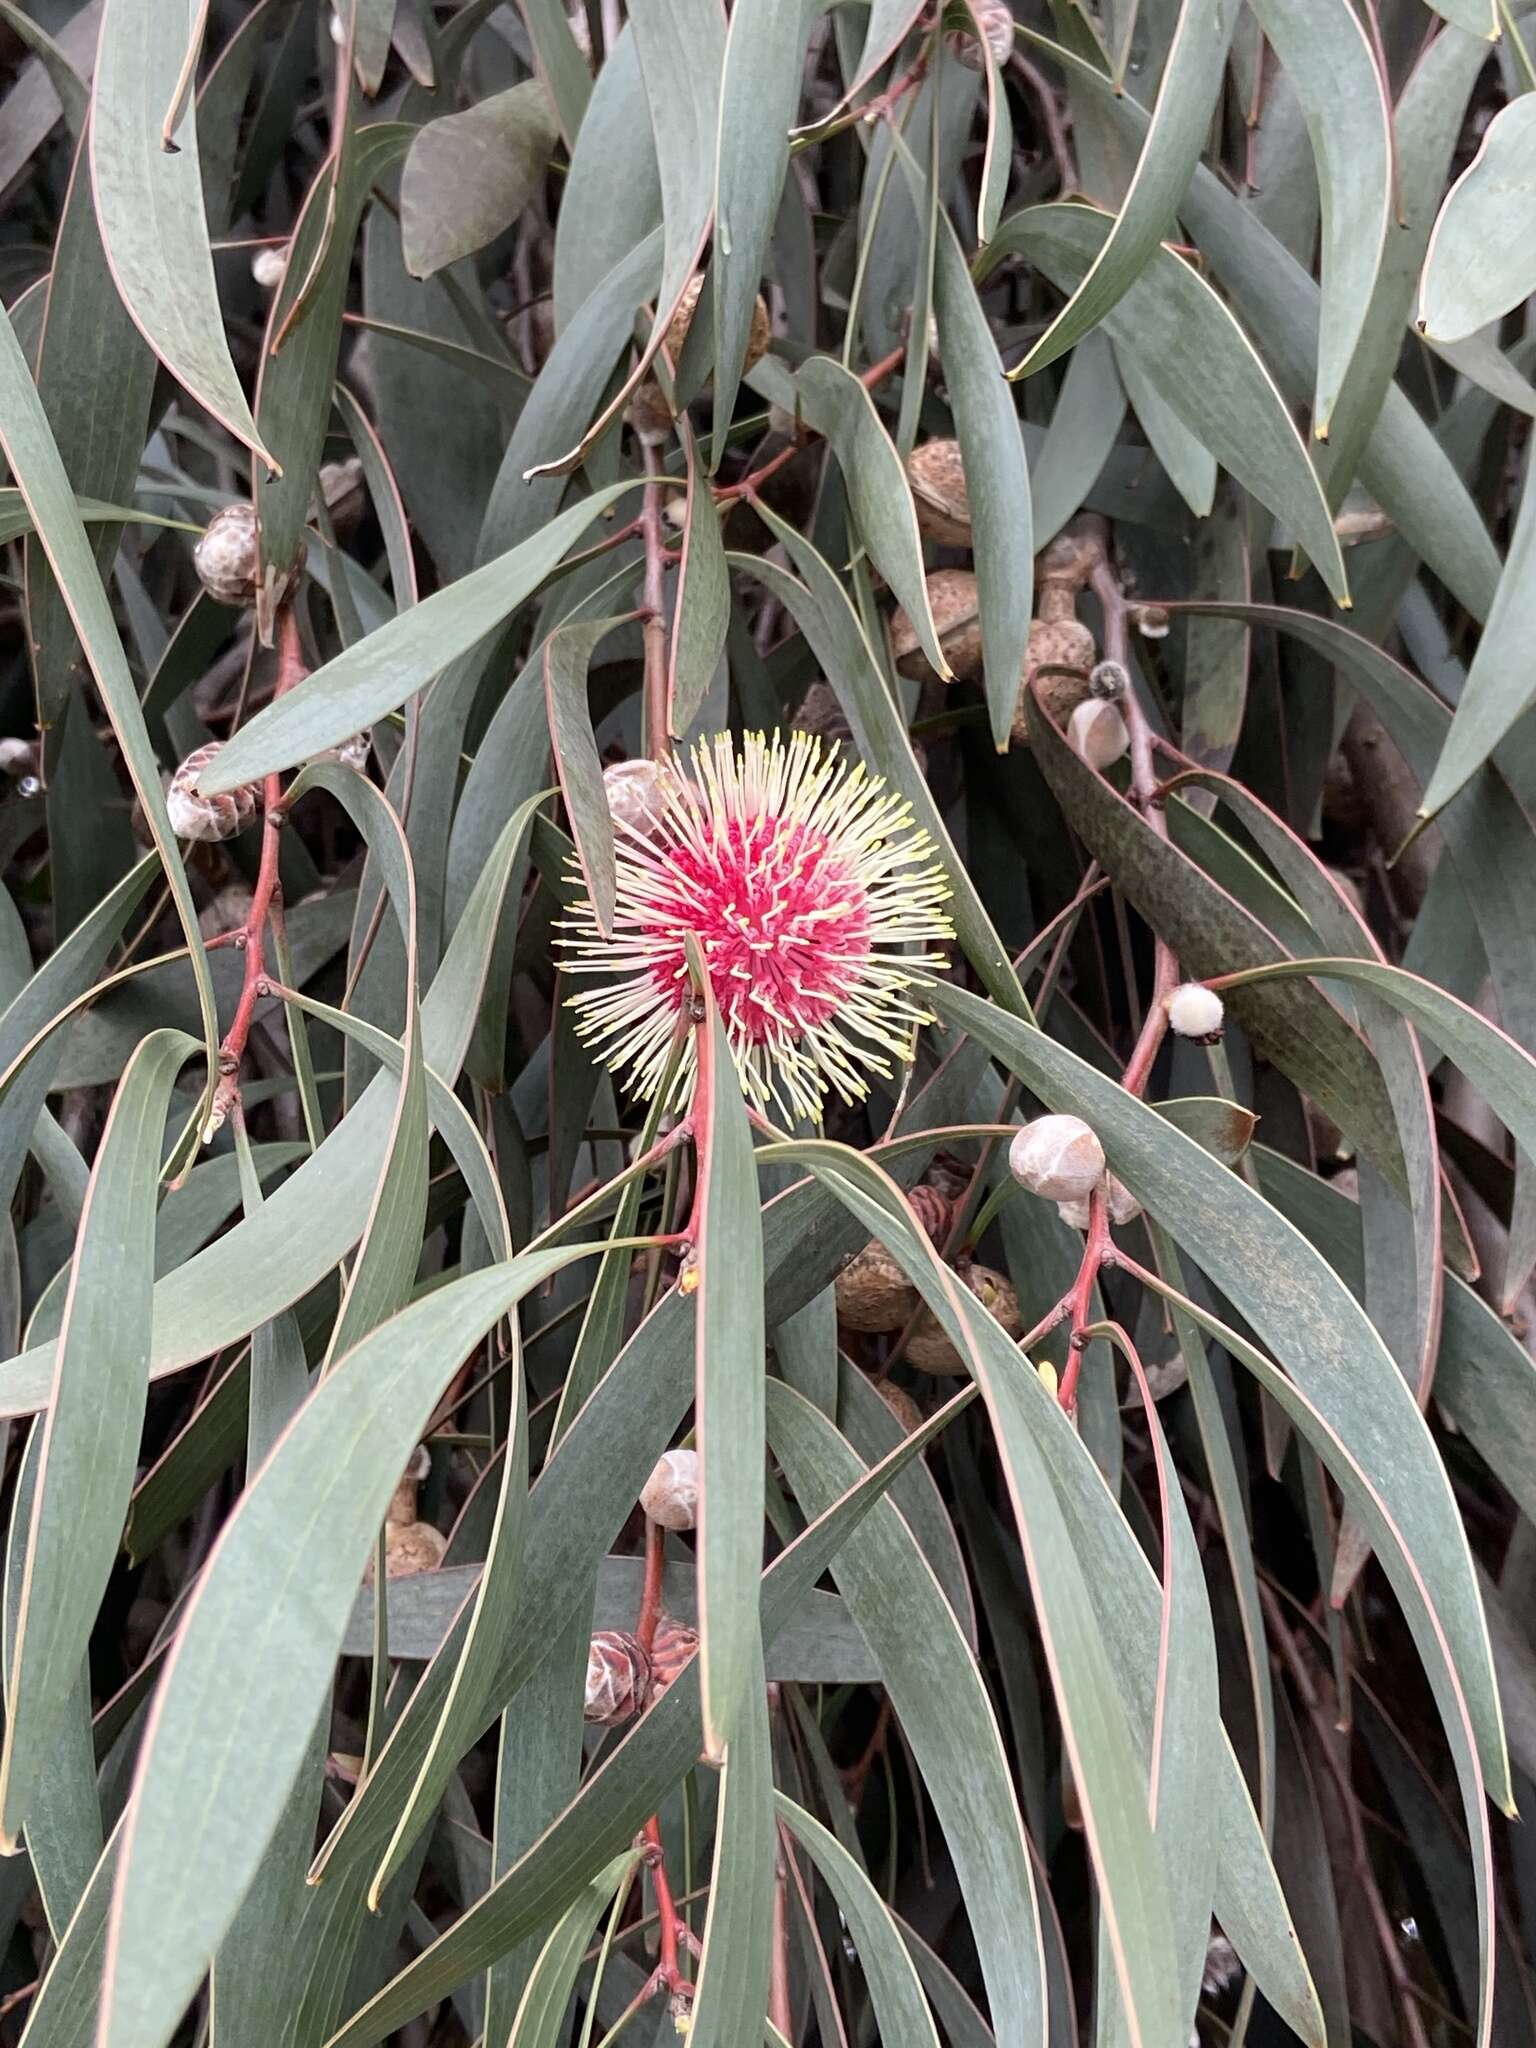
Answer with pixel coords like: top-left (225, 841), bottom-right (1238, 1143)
top-left (558, 730), bottom-right (954, 1124)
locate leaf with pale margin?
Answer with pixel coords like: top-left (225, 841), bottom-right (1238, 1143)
top-left (1009, 0), bottom-right (1241, 380)
top-left (981, 204), bottom-right (1347, 604)
top-left (200, 486), bottom-right (634, 792)
top-left (90, 0), bottom-right (271, 464)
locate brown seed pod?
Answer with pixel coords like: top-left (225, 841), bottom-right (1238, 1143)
top-left (376, 1521), bottom-right (448, 1579)
top-left (789, 680), bottom-right (853, 747)
top-left (889, 568), bottom-right (982, 681)
top-left (628, 275), bottom-right (771, 440)
top-left (584, 1629), bottom-right (652, 1725)
top-left (905, 439), bottom-right (971, 547)
top-left (907, 1262), bottom-right (1021, 1375)
top-left (640, 1447), bottom-right (700, 1530)
top-left (835, 1240), bottom-right (918, 1333)
top-left (193, 502), bottom-right (261, 607)
top-left (649, 1616), bottom-right (700, 1697)
top-left (947, 0), bottom-right (1016, 68)
top-left (165, 743), bottom-right (260, 843)
top-left (872, 1378), bottom-right (925, 1432)
top-left (1011, 614), bottom-right (1097, 745)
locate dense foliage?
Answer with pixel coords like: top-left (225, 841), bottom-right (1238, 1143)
top-left (3, 1), bottom-right (1536, 2045)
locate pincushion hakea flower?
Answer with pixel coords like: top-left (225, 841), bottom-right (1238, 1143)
top-left (557, 730), bottom-right (954, 1123)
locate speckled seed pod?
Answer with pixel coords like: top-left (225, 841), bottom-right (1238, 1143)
top-left (872, 1378), bottom-right (925, 1432)
top-left (1011, 615), bottom-right (1097, 745)
top-left (640, 1447), bottom-right (700, 1531)
top-left (193, 502), bottom-right (261, 607)
top-left (889, 568), bottom-right (983, 682)
top-left (584, 1629), bottom-right (652, 1725)
top-left (835, 1240), bottom-right (919, 1333)
top-left (1057, 1173), bottom-right (1142, 1230)
top-left (947, 0), bottom-right (1016, 68)
top-left (604, 757), bottom-right (672, 838)
top-left (905, 439), bottom-right (971, 547)
top-left (165, 744), bottom-right (260, 843)
top-left (1009, 1115), bottom-right (1105, 1202)
top-left (1068, 697), bottom-right (1129, 770)
top-left (649, 1616), bottom-right (700, 1697)
top-left (907, 1263), bottom-right (1021, 1375)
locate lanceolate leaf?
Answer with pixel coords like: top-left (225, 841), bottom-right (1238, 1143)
top-left (928, 980), bottom-right (1510, 1812)
top-left (545, 616), bottom-right (627, 935)
top-left (198, 485), bottom-right (634, 791)
top-left (90, 0), bottom-right (272, 465)
top-left (0, 302), bottom-right (219, 1088)
top-left (1008, 0), bottom-right (1241, 381)
top-left (0, 1029), bottom-right (197, 1850)
top-left (932, 209), bottom-right (1032, 751)
top-left (694, 995), bottom-right (766, 1756)
top-left (99, 1245), bottom-right (626, 2048)
top-left (1420, 96), bottom-right (1536, 346)
top-left (1247, 0), bottom-right (1391, 436)
top-left (982, 204), bottom-right (1348, 604)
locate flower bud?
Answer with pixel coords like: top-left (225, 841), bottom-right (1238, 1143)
top-left (835, 1241), bottom-right (917, 1333)
top-left (251, 244), bottom-right (288, 290)
top-left (166, 743), bottom-right (260, 843)
top-left (0, 738), bottom-right (36, 778)
top-left (193, 502), bottom-right (261, 608)
top-left (1058, 1173), bottom-right (1141, 1230)
top-left (649, 1616), bottom-right (699, 1697)
top-left (329, 728), bottom-right (372, 774)
top-left (1068, 697), bottom-right (1129, 770)
top-left (1168, 982), bottom-right (1225, 1043)
top-left (604, 757), bottom-right (672, 838)
top-left (1132, 603), bottom-right (1171, 639)
top-left (641, 1447), bottom-right (700, 1530)
top-left (584, 1629), bottom-right (651, 1724)
top-left (1009, 1115), bottom-right (1105, 1202)
top-left (1089, 659), bottom-right (1129, 701)
top-left (946, 0), bottom-right (1015, 67)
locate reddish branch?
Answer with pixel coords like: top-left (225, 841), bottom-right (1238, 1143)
top-left (206, 602), bottom-right (306, 1136)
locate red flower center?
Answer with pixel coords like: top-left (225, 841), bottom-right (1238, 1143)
top-left (647, 813), bottom-right (871, 1044)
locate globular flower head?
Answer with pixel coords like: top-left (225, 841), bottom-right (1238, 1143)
top-left (557, 730), bottom-right (954, 1124)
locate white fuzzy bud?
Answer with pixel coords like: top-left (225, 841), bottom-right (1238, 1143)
top-left (251, 244), bottom-right (288, 289)
top-left (641, 1447), bottom-right (699, 1530)
top-left (1168, 982), bottom-right (1225, 1043)
top-left (1089, 659), bottom-right (1129, 701)
top-left (1009, 1115), bottom-right (1105, 1203)
top-left (1058, 1174), bottom-right (1141, 1230)
top-left (0, 738), bottom-right (36, 777)
top-left (1068, 697), bottom-right (1129, 770)
top-left (165, 742), bottom-right (260, 842)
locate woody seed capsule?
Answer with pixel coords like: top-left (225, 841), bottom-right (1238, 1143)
top-left (907, 1262), bottom-right (1021, 1375)
top-left (889, 568), bottom-right (983, 681)
top-left (193, 502), bottom-right (261, 608)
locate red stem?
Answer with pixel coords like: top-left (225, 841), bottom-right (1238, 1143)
top-left (207, 603), bottom-right (306, 1135)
